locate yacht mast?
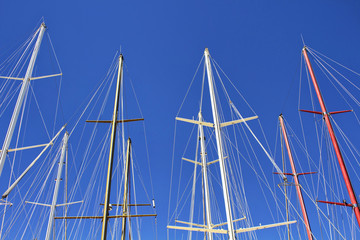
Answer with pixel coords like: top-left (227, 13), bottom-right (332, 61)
top-left (279, 115), bottom-right (313, 240)
top-left (45, 132), bottom-right (69, 240)
top-left (198, 112), bottom-right (213, 240)
top-left (204, 48), bottom-right (235, 240)
top-left (302, 47), bottom-right (360, 227)
top-left (101, 54), bottom-right (124, 240)
top-left (121, 138), bottom-right (131, 240)
top-left (0, 23), bottom-right (46, 176)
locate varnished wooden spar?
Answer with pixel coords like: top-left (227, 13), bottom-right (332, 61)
top-left (121, 138), bottom-right (131, 240)
top-left (55, 140), bottom-right (156, 237)
top-left (78, 54), bottom-right (155, 239)
top-left (100, 203), bottom-right (151, 207)
top-left (100, 54), bottom-right (124, 240)
top-left (86, 118), bottom-right (144, 123)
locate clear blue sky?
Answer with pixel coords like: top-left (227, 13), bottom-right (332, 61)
top-left (1, 0), bottom-right (360, 239)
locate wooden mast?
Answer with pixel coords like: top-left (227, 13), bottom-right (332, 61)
top-left (121, 138), bottom-right (131, 240)
top-left (101, 54), bottom-right (124, 240)
top-left (279, 115), bottom-right (313, 240)
top-left (302, 47), bottom-right (360, 227)
top-left (54, 53), bottom-right (155, 237)
top-left (0, 23), bottom-right (46, 176)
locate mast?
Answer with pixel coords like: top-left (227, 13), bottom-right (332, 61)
top-left (121, 138), bottom-right (131, 240)
top-left (64, 135), bottom-right (68, 240)
top-left (101, 54), bottom-right (124, 240)
top-left (0, 23), bottom-right (46, 176)
top-left (187, 133), bottom-right (198, 240)
top-left (302, 47), bottom-right (360, 227)
top-left (204, 48), bottom-right (235, 240)
top-left (279, 115), bottom-right (313, 240)
top-left (45, 132), bottom-right (69, 240)
top-left (198, 112), bottom-right (213, 240)
top-left (168, 49), bottom-right (297, 237)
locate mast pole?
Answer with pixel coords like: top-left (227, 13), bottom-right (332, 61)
top-left (0, 23), bottom-right (46, 176)
top-left (121, 138), bottom-right (131, 240)
top-left (198, 112), bottom-right (213, 240)
top-left (101, 54), bottom-right (124, 240)
top-left (64, 138), bottom-right (68, 240)
top-left (280, 127), bottom-right (291, 240)
top-left (302, 47), bottom-right (360, 227)
top-left (45, 132), bottom-right (69, 240)
top-left (279, 115), bottom-right (313, 240)
top-left (204, 48), bottom-right (235, 240)
top-left (187, 131), bottom-right (198, 240)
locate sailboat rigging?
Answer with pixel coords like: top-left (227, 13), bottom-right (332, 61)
top-left (0, 22), bottom-right (68, 239)
top-left (55, 53), bottom-right (156, 240)
top-left (168, 48), bottom-right (296, 239)
top-left (300, 46), bottom-right (360, 227)
top-left (273, 45), bottom-right (360, 239)
top-left (0, 23), bottom-right (62, 176)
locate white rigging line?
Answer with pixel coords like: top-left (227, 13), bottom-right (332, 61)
top-left (125, 62), bottom-right (155, 201)
top-left (208, 56), bottom-right (285, 179)
top-left (46, 32), bottom-right (64, 135)
top-left (303, 48), bottom-right (360, 235)
top-left (29, 84), bottom-right (51, 140)
top-left (175, 55), bottom-right (204, 117)
top-left (230, 102), bottom-right (286, 179)
top-left (307, 47), bottom-right (360, 78)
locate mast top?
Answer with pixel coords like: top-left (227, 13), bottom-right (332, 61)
top-left (204, 48), bottom-right (209, 54)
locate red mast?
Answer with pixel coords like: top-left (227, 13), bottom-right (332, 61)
top-left (279, 114), bottom-right (313, 240)
top-left (302, 47), bottom-right (360, 227)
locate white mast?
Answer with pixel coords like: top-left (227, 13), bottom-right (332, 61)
top-left (45, 131), bottom-right (69, 240)
top-left (187, 137), bottom-right (198, 240)
top-left (198, 112), bottom-right (213, 240)
top-left (0, 23), bottom-right (46, 176)
top-left (204, 48), bottom-right (235, 240)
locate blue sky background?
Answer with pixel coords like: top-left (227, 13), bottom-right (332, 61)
top-left (1, 0), bottom-right (360, 239)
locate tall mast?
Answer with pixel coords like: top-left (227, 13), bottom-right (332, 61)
top-left (279, 115), bottom-right (313, 240)
top-left (121, 138), bottom-right (131, 240)
top-left (0, 23), bottom-right (46, 176)
top-left (101, 54), bottom-right (124, 240)
top-left (204, 48), bottom-right (235, 240)
top-left (64, 135), bottom-right (69, 240)
top-left (45, 132), bottom-right (69, 240)
top-left (302, 47), bottom-right (360, 227)
top-left (198, 112), bottom-right (213, 240)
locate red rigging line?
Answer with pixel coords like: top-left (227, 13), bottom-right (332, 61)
top-left (302, 47), bottom-right (360, 227)
top-left (279, 114), bottom-right (313, 240)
